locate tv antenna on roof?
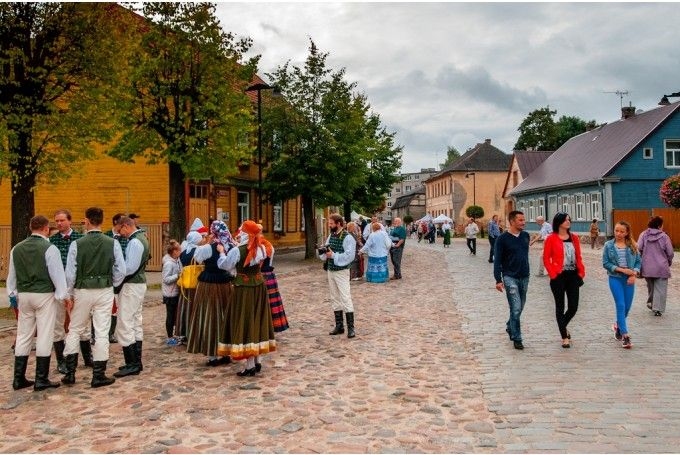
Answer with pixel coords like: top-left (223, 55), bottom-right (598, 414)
top-left (603, 90), bottom-right (630, 108)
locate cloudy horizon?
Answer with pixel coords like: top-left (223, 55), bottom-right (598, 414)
top-left (215, 2), bottom-right (680, 173)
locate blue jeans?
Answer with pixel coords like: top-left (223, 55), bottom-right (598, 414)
top-left (503, 275), bottom-right (529, 342)
top-left (608, 275), bottom-right (635, 335)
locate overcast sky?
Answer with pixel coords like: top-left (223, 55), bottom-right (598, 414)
top-left (215, 2), bottom-right (680, 173)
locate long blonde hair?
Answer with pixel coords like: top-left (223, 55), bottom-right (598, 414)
top-left (616, 220), bottom-right (638, 255)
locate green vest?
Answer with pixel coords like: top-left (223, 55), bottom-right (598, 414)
top-left (234, 244), bottom-right (264, 287)
top-left (13, 235), bottom-right (55, 293)
top-left (327, 230), bottom-right (349, 272)
top-left (74, 231), bottom-right (115, 289)
top-left (126, 230), bottom-right (150, 284)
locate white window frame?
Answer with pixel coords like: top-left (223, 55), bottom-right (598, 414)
top-left (643, 147), bottom-right (653, 159)
top-left (537, 199), bottom-right (545, 219)
top-left (590, 192), bottom-right (601, 220)
top-left (548, 196), bottom-right (557, 220)
top-left (528, 200), bottom-right (536, 222)
top-left (664, 139), bottom-right (680, 168)
top-left (273, 201), bottom-right (283, 232)
top-left (237, 191), bottom-right (250, 225)
top-left (575, 194), bottom-right (585, 221)
top-left (585, 194), bottom-right (591, 220)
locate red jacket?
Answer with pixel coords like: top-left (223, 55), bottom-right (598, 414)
top-left (543, 232), bottom-right (585, 280)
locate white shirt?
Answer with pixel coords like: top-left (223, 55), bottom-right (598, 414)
top-left (360, 229), bottom-right (392, 258)
top-left (7, 234), bottom-right (70, 301)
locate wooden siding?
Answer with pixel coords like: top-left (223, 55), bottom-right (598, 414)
top-left (0, 226), bottom-right (10, 280)
top-left (612, 208), bottom-right (680, 248)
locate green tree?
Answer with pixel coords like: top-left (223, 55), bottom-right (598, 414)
top-left (0, 3), bottom-right (125, 245)
top-left (466, 205), bottom-right (484, 220)
top-left (109, 2), bottom-right (258, 240)
top-left (440, 145), bottom-right (461, 169)
top-left (513, 106), bottom-right (558, 151)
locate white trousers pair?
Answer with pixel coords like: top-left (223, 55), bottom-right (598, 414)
top-left (54, 301), bottom-right (91, 343)
top-left (64, 288), bottom-right (114, 361)
top-left (15, 293), bottom-right (57, 357)
top-left (327, 269), bottom-right (354, 313)
top-left (115, 283), bottom-right (146, 347)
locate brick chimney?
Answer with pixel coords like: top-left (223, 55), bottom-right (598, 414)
top-left (621, 104), bottom-right (636, 119)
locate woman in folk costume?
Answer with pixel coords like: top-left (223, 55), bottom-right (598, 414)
top-left (360, 222), bottom-right (393, 283)
top-left (259, 232), bottom-right (289, 333)
top-left (186, 221), bottom-right (236, 366)
top-left (175, 231), bottom-right (204, 345)
top-left (216, 220), bottom-right (276, 376)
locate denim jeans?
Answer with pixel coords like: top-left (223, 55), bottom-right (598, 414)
top-left (608, 275), bottom-right (635, 335)
top-left (503, 275), bottom-right (529, 342)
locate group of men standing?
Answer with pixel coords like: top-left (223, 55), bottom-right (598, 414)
top-left (9, 207), bottom-right (149, 391)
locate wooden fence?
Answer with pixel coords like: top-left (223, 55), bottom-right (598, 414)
top-left (612, 208), bottom-right (680, 248)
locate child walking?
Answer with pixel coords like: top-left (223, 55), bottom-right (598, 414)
top-left (162, 241), bottom-right (182, 346)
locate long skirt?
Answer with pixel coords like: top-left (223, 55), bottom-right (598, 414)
top-left (350, 255), bottom-right (364, 280)
top-left (365, 255), bottom-right (389, 283)
top-left (186, 281), bottom-right (232, 357)
top-left (443, 230), bottom-right (451, 245)
top-left (175, 287), bottom-right (196, 339)
top-left (263, 269), bottom-right (289, 332)
top-left (217, 284), bottom-right (276, 360)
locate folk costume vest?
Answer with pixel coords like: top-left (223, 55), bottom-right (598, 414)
top-left (327, 230), bottom-right (349, 272)
top-left (234, 244), bottom-right (264, 287)
top-left (13, 235), bottom-right (55, 293)
top-left (126, 230), bottom-right (150, 284)
top-left (74, 231), bottom-right (115, 289)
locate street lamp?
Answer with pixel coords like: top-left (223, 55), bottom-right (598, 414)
top-left (465, 172), bottom-right (476, 206)
top-left (245, 82), bottom-right (276, 224)
top-left (658, 91), bottom-right (680, 106)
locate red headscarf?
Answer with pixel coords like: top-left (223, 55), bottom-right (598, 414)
top-left (240, 220), bottom-right (264, 265)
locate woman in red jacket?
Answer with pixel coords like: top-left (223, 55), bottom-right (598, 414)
top-left (543, 212), bottom-right (585, 348)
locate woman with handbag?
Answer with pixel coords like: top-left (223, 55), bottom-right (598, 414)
top-left (186, 221), bottom-right (236, 366)
top-left (543, 212), bottom-right (585, 349)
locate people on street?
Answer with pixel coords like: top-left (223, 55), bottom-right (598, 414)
top-left (389, 217), bottom-right (407, 279)
top-left (487, 215), bottom-right (501, 263)
top-left (637, 216), bottom-right (674, 317)
top-left (529, 215), bottom-right (552, 277)
top-left (465, 218), bottom-right (479, 255)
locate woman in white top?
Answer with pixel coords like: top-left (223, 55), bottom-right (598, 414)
top-left (464, 218), bottom-right (479, 255)
top-left (360, 222), bottom-right (392, 283)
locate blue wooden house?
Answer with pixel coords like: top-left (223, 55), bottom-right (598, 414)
top-left (508, 102), bottom-right (680, 237)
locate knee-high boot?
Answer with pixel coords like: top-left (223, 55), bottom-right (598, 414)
top-left (53, 340), bottom-right (67, 374)
top-left (13, 356), bottom-right (34, 390)
top-left (135, 340), bottom-right (143, 372)
top-left (61, 353), bottom-right (78, 385)
top-left (91, 360), bottom-right (115, 388)
top-left (114, 344), bottom-right (141, 377)
top-left (80, 340), bottom-right (94, 368)
top-left (346, 312), bottom-right (355, 339)
top-left (34, 356), bottom-right (60, 391)
top-left (329, 311), bottom-right (344, 335)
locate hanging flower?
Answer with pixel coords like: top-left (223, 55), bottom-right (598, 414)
top-left (660, 174), bottom-right (680, 208)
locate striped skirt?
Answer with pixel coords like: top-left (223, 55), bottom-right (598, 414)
top-left (186, 281), bottom-right (232, 357)
top-left (175, 287), bottom-right (196, 338)
top-left (217, 283), bottom-right (276, 360)
top-left (263, 270), bottom-right (289, 332)
top-left (365, 255), bottom-right (389, 283)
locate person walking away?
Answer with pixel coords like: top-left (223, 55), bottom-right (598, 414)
top-left (360, 222), bottom-right (393, 283)
top-left (543, 212), bottom-right (585, 349)
top-left (114, 216), bottom-right (150, 377)
top-left (529, 215), bottom-right (552, 277)
top-left (488, 215), bottom-right (501, 263)
top-left (589, 219), bottom-right (600, 249)
top-left (346, 222), bottom-right (365, 281)
top-left (162, 241), bottom-right (182, 345)
top-left (389, 217), bottom-right (407, 279)
top-left (493, 211), bottom-right (530, 350)
top-left (602, 221), bottom-right (641, 349)
top-left (62, 207), bottom-right (126, 387)
top-left (637, 216), bottom-right (674, 317)
top-left (465, 218), bottom-right (479, 255)
top-left (8, 215), bottom-right (71, 391)
top-left (442, 221), bottom-right (452, 247)
top-left (320, 214), bottom-right (357, 338)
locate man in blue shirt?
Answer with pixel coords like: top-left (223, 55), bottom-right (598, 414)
top-left (493, 211), bottom-right (530, 350)
top-left (487, 214), bottom-right (501, 263)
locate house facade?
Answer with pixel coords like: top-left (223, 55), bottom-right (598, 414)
top-left (501, 150), bottom-right (553, 220)
top-left (424, 139), bottom-right (511, 230)
top-left (378, 168), bottom-right (436, 223)
top-left (391, 186), bottom-right (427, 221)
top-left (508, 102), bottom-right (680, 240)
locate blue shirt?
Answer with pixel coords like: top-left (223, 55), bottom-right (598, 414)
top-left (493, 230), bottom-right (530, 283)
top-left (488, 220), bottom-right (501, 239)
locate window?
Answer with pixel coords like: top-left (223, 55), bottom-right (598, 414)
top-left (528, 200), bottom-right (536, 221)
top-left (237, 191), bottom-right (249, 225)
top-left (548, 195), bottom-right (557, 219)
top-left (387, 202), bottom-right (392, 207)
top-left (387, 192), bottom-right (391, 197)
top-left (560, 196), bottom-right (569, 214)
top-left (396, 188), bottom-right (401, 193)
top-left (585, 194), bottom-right (591, 220)
top-left (273, 201), bottom-right (283, 232)
top-left (415, 175), bottom-right (420, 179)
top-left (405, 186), bottom-right (411, 192)
top-left (537, 199), bottom-right (545, 219)
top-left (575, 194), bottom-right (584, 220)
top-left (590, 193), bottom-right (601, 220)
top-left (189, 184), bottom-right (208, 199)
top-left (664, 140), bottom-right (680, 167)
top-left (643, 147), bottom-right (653, 159)
top-left (512, 170), bottom-right (519, 187)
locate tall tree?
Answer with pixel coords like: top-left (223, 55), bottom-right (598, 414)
top-left (109, 2), bottom-right (258, 241)
top-left (440, 145), bottom-right (461, 169)
top-left (513, 106), bottom-right (558, 151)
top-left (0, 3), bottom-right (125, 245)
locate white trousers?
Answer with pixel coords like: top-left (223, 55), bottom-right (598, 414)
top-left (115, 283), bottom-right (146, 347)
top-left (15, 293), bottom-right (57, 357)
top-left (54, 297), bottom-right (90, 342)
top-left (64, 288), bottom-right (114, 361)
top-left (327, 269), bottom-right (354, 313)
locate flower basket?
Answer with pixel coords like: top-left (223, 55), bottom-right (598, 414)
top-left (659, 174), bottom-right (680, 208)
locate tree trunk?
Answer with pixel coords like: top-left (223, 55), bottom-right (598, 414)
top-left (343, 201), bottom-right (352, 223)
top-left (10, 129), bottom-right (36, 247)
top-left (168, 161), bottom-right (187, 242)
top-left (302, 194), bottom-right (318, 259)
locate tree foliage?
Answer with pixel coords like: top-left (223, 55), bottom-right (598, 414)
top-left (466, 205), bottom-right (484, 220)
top-left (109, 2), bottom-right (258, 240)
top-left (514, 106), bottom-right (597, 151)
top-left (440, 145), bottom-right (461, 169)
top-left (0, 3), bottom-right (126, 245)
top-left (263, 40), bottom-right (402, 257)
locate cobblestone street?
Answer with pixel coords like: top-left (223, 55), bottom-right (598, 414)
top-left (1, 238), bottom-right (679, 453)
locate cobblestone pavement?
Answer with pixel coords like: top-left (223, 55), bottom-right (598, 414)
top-left (1, 238), bottom-right (679, 453)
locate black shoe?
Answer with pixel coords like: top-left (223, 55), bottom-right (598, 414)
top-left (654, 311), bottom-right (663, 316)
top-left (329, 310), bottom-right (344, 335)
top-left (61, 353), bottom-right (78, 385)
top-left (91, 361), bottom-right (115, 388)
top-left (255, 362), bottom-right (262, 373)
top-left (13, 356), bottom-right (35, 390)
top-left (346, 312), bottom-right (355, 339)
top-left (561, 341), bottom-right (571, 348)
top-left (513, 341), bottom-right (524, 350)
top-left (488, 259), bottom-right (494, 263)
top-left (34, 356), bottom-right (61, 391)
top-left (505, 327), bottom-right (512, 340)
top-left (53, 340), bottom-right (67, 375)
top-left (218, 356), bottom-right (232, 365)
top-left (647, 302), bottom-right (653, 310)
top-left (236, 368), bottom-right (256, 377)
top-left (113, 345), bottom-right (141, 377)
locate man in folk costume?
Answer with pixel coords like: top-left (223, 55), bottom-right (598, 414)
top-left (217, 220), bottom-right (276, 376)
top-left (319, 214), bottom-right (357, 338)
top-left (8, 215), bottom-right (71, 391)
top-left (62, 207), bottom-right (126, 387)
top-left (49, 209), bottom-right (86, 374)
top-left (104, 212), bottom-right (128, 344)
top-left (113, 216), bottom-right (150, 378)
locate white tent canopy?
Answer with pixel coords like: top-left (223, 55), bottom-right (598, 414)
top-left (416, 214), bottom-right (433, 223)
top-left (432, 214), bottom-right (453, 224)
top-left (350, 211), bottom-right (371, 221)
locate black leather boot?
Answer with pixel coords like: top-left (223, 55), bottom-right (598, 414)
top-left (13, 356), bottom-right (35, 390)
top-left (34, 356), bottom-right (60, 391)
top-left (346, 312), bottom-right (355, 339)
top-left (135, 340), bottom-right (143, 372)
top-left (118, 343), bottom-right (132, 370)
top-left (114, 344), bottom-right (141, 378)
top-left (91, 360), bottom-right (115, 388)
top-left (53, 340), bottom-right (67, 375)
top-left (329, 311), bottom-right (344, 335)
top-left (80, 340), bottom-right (94, 368)
top-left (61, 353), bottom-right (78, 385)
top-left (109, 316), bottom-right (118, 343)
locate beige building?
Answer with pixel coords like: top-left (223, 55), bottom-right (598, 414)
top-left (378, 168), bottom-right (436, 223)
top-left (424, 139), bottom-right (511, 231)
top-left (501, 150), bottom-right (553, 221)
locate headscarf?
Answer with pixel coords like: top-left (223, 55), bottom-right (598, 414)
top-left (184, 231), bottom-right (202, 253)
top-left (210, 220), bottom-right (236, 249)
top-left (189, 217), bottom-right (204, 232)
top-left (240, 220), bottom-right (265, 266)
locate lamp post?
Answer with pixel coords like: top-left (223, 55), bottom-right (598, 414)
top-left (465, 172), bottom-right (476, 206)
top-left (659, 91), bottom-right (680, 106)
top-left (245, 82), bottom-right (275, 224)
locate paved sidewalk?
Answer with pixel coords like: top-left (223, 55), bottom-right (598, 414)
top-left (0, 239), bottom-right (679, 452)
